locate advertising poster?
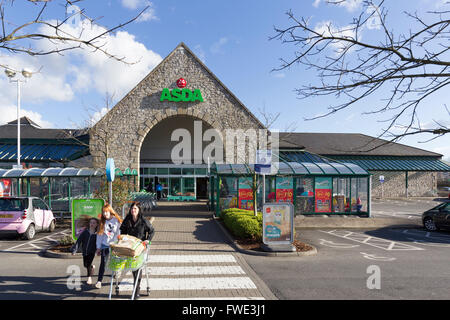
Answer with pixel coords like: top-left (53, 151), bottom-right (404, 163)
top-left (72, 199), bottom-right (105, 240)
top-left (263, 203), bottom-right (294, 245)
top-left (0, 179), bottom-right (11, 196)
top-left (238, 177), bottom-right (254, 210)
top-left (315, 177), bottom-right (332, 213)
top-left (275, 177), bottom-right (293, 203)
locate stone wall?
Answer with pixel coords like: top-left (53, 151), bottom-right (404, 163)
top-left (371, 170), bottom-right (438, 197)
top-left (90, 43), bottom-right (264, 175)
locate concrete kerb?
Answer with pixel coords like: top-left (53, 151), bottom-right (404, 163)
top-left (42, 217), bottom-right (156, 259)
top-left (212, 215), bottom-right (317, 257)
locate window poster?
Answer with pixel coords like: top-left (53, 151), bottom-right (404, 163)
top-left (238, 177), bottom-right (254, 210)
top-left (315, 177), bottom-right (332, 213)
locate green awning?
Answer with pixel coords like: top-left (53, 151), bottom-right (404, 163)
top-left (327, 156), bottom-right (450, 171)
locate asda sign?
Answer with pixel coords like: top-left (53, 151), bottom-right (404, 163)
top-left (160, 77), bottom-right (204, 102)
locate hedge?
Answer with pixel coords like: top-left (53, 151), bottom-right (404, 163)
top-left (221, 208), bottom-right (262, 241)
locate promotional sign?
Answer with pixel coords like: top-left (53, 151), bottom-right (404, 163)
top-left (255, 149), bottom-right (272, 174)
top-left (262, 203), bottom-right (294, 245)
top-left (315, 177), bottom-right (332, 213)
top-left (379, 175), bottom-right (385, 183)
top-left (275, 177), bottom-right (293, 203)
top-left (72, 199), bottom-right (105, 240)
top-left (0, 179), bottom-right (11, 196)
top-left (238, 177), bottom-right (253, 210)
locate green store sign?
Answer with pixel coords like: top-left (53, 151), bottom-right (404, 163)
top-left (160, 88), bottom-right (204, 102)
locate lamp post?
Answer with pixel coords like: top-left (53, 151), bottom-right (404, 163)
top-left (4, 68), bottom-right (33, 169)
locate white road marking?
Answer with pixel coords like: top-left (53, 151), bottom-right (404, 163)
top-left (319, 239), bottom-right (360, 249)
top-left (4, 230), bottom-right (69, 252)
top-left (360, 252), bottom-right (396, 261)
top-left (118, 277), bottom-right (257, 291)
top-left (319, 230), bottom-right (424, 251)
top-left (144, 266), bottom-right (246, 276)
top-left (147, 254), bottom-right (237, 263)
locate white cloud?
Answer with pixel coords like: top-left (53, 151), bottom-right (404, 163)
top-left (336, 0), bottom-right (363, 12)
top-left (0, 104), bottom-right (54, 128)
top-left (272, 72), bottom-right (286, 78)
top-left (314, 21), bottom-right (359, 54)
top-left (121, 0), bottom-right (157, 22)
top-left (210, 37), bottom-right (229, 54)
top-left (1, 15), bottom-right (162, 128)
top-left (312, 0), bottom-right (321, 8)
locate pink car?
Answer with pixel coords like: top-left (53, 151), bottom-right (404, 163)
top-left (0, 197), bottom-right (56, 240)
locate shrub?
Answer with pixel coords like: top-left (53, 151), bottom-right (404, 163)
top-left (221, 208), bottom-right (262, 241)
top-left (58, 235), bottom-right (75, 246)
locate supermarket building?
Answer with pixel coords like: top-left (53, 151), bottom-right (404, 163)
top-left (0, 43), bottom-right (449, 215)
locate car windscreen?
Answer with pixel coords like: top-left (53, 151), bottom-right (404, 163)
top-left (0, 198), bottom-right (28, 211)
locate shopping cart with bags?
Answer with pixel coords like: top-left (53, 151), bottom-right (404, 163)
top-left (107, 237), bottom-right (151, 300)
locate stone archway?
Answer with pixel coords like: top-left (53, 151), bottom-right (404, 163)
top-left (89, 43), bottom-right (265, 189)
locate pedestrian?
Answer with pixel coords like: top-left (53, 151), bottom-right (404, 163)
top-left (71, 217), bottom-right (98, 285)
top-left (95, 203), bottom-right (123, 289)
top-left (119, 201), bottom-right (155, 298)
top-left (156, 182), bottom-right (162, 200)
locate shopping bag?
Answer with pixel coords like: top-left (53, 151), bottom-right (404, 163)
top-left (110, 234), bottom-right (145, 257)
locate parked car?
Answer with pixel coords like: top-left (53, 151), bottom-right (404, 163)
top-left (422, 201), bottom-right (450, 231)
top-left (0, 197), bottom-right (56, 240)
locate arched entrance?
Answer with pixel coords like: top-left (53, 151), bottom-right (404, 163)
top-left (139, 115), bottom-right (221, 201)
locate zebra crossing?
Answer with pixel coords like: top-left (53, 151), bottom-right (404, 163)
top-left (114, 253), bottom-right (265, 300)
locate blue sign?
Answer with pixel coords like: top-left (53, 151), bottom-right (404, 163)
top-left (106, 158), bottom-right (115, 182)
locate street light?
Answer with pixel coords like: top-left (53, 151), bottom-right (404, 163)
top-left (4, 67), bottom-right (33, 169)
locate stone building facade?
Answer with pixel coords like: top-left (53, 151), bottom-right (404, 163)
top-left (90, 43), bottom-right (265, 176)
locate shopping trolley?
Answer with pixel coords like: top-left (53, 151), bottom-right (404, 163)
top-left (107, 241), bottom-right (151, 300)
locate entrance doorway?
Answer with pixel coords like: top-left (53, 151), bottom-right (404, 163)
top-left (196, 177), bottom-right (208, 199)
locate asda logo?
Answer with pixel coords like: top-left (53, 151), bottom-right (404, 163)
top-left (160, 78), bottom-right (204, 102)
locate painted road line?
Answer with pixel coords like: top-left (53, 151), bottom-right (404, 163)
top-left (319, 239), bottom-right (360, 249)
top-left (147, 254), bottom-right (237, 263)
top-left (118, 277), bottom-right (258, 291)
top-left (145, 266), bottom-right (246, 276)
top-left (4, 229), bottom-right (69, 252)
top-left (141, 297), bottom-right (265, 300)
top-left (360, 252), bottom-right (396, 261)
top-left (319, 230), bottom-right (424, 251)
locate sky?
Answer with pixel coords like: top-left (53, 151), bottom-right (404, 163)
top-left (0, 0), bottom-right (449, 161)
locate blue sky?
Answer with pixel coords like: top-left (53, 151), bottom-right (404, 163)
top-left (1, 0), bottom-right (449, 160)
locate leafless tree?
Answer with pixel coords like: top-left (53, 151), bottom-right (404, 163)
top-left (0, 0), bottom-right (149, 72)
top-left (272, 0), bottom-right (450, 146)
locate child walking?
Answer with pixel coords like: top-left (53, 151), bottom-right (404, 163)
top-left (71, 218), bottom-right (98, 285)
top-left (95, 204), bottom-right (122, 289)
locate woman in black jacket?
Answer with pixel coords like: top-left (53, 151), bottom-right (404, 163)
top-left (119, 201), bottom-right (155, 298)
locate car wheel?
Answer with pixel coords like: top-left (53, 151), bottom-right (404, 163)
top-left (23, 224), bottom-right (36, 240)
top-left (48, 220), bottom-right (56, 232)
top-left (423, 217), bottom-right (438, 231)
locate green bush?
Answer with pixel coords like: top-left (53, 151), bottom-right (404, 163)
top-left (221, 208), bottom-right (262, 241)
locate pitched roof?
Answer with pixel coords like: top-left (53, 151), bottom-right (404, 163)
top-left (93, 42), bottom-right (265, 130)
top-left (0, 117), bottom-right (88, 142)
top-left (279, 132), bottom-right (442, 157)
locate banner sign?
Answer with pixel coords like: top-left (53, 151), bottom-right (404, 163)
top-left (238, 177), bottom-right (253, 210)
top-left (72, 199), bottom-right (105, 240)
top-left (263, 203), bottom-right (294, 245)
top-left (315, 177), bottom-right (332, 213)
top-left (275, 177), bottom-right (293, 203)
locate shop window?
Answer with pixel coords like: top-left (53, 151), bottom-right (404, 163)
top-left (195, 168), bottom-right (207, 175)
top-left (295, 177), bottom-right (314, 214)
top-left (219, 177), bottom-right (238, 211)
top-left (157, 168), bottom-right (169, 175)
top-left (182, 168), bottom-right (195, 175)
top-left (169, 177), bottom-right (181, 196)
top-left (352, 177), bottom-right (368, 213)
top-left (182, 178), bottom-right (195, 196)
top-left (169, 168), bottom-right (182, 175)
top-left (148, 168), bottom-right (156, 175)
top-left (333, 177), bottom-right (350, 212)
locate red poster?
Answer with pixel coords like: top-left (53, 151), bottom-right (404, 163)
top-left (315, 189), bottom-right (332, 212)
top-left (276, 189), bottom-right (293, 203)
top-left (238, 189), bottom-right (254, 210)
